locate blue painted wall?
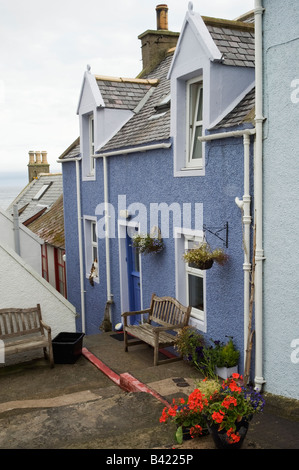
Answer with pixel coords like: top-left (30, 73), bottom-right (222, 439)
top-left (63, 126), bottom-right (254, 374)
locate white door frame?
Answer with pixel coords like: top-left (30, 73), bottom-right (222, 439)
top-left (118, 219), bottom-right (143, 316)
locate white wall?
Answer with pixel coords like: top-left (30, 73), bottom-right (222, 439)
top-left (263, 0), bottom-right (299, 399)
top-left (0, 207), bottom-right (42, 275)
top-left (0, 241), bottom-right (77, 338)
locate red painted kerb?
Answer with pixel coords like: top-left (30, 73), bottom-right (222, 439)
top-left (82, 347), bottom-right (170, 408)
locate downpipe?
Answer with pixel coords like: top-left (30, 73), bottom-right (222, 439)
top-left (254, 0), bottom-right (266, 392)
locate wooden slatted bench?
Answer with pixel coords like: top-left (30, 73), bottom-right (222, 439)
top-left (121, 294), bottom-right (191, 366)
top-left (0, 304), bottom-right (54, 368)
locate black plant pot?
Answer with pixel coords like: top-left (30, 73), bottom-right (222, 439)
top-left (207, 418), bottom-right (249, 449)
top-left (189, 259), bottom-right (214, 270)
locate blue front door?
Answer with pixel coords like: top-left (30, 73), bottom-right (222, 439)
top-left (126, 230), bottom-right (141, 325)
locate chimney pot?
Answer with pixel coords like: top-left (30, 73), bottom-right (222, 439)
top-left (156, 4), bottom-right (168, 30)
top-left (41, 151), bottom-right (48, 164)
top-left (35, 151), bottom-right (41, 164)
top-left (29, 150), bottom-right (35, 164)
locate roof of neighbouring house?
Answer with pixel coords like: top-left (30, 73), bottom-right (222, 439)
top-left (95, 76), bottom-right (159, 110)
top-left (7, 173), bottom-right (63, 225)
top-left (26, 194), bottom-right (65, 249)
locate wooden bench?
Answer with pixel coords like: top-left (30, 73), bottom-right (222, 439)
top-left (0, 304), bottom-right (54, 368)
top-left (121, 294), bottom-right (191, 366)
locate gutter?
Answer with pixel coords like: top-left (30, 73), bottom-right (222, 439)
top-left (199, 128), bottom-right (255, 372)
top-left (94, 142), bottom-right (171, 159)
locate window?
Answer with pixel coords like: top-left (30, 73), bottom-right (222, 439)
top-left (89, 114), bottom-right (95, 174)
top-left (186, 77), bottom-right (203, 168)
top-left (175, 227), bottom-right (206, 331)
top-left (185, 238), bottom-right (204, 321)
top-left (55, 248), bottom-right (67, 298)
top-left (84, 217), bottom-right (99, 282)
top-left (81, 112), bottom-right (96, 180)
top-left (32, 183), bottom-right (52, 200)
top-left (41, 244), bottom-right (49, 281)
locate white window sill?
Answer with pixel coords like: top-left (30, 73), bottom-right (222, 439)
top-left (174, 166), bottom-right (205, 177)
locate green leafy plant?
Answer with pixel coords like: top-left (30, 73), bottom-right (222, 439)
top-left (174, 326), bottom-right (205, 365)
top-left (132, 233), bottom-right (164, 254)
top-left (183, 243), bottom-right (228, 269)
top-left (213, 338), bottom-right (240, 368)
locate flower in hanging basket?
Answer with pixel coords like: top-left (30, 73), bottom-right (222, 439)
top-left (183, 243), bottom-right (228, 269)
top-left (132, 233), bottom-right (164, 254)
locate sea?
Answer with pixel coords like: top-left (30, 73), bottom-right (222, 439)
top-left (0, 171), bottom-right (28, 211)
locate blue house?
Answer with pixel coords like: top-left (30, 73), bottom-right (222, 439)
top-left (60, 5), bottom-right (256, 379)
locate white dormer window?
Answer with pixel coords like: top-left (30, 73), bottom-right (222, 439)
top-left (89, 114), bottom-right (95, 174)
top-left (186, 77), bottom-right (203, 168)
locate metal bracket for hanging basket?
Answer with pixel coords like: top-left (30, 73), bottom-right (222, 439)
top-left (203, 222), bottom-right (228, 248)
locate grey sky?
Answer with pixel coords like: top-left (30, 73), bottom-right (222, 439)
top-left (0, 0), bottom-right (253, 174)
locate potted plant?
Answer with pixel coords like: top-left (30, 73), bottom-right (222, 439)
top-left (159, 396), bottom-right (208, 444)
top-left (199, 374), bottom-right (265, 448)
top-left (183, 242), bottom-right (228, 270)
top-left (132, 233), bottom-right (164, 254)
top-left (213, 338), bottom-right (240, 379)
top-left (174, 326), bottom-right (205, 366)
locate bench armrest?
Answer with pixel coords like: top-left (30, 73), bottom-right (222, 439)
top-left (152, 324), bottom-right (185, 333)
top-left (122, 308), bottom-right (150, 318)
top-left (40, 320), bottom-right (52, 335)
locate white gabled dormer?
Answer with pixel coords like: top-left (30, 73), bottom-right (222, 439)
top-left (77, 66), bottom-right (157, 181)
top-left (168, 2), bottom-right (255, 177)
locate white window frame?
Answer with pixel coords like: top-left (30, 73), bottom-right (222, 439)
top-left (175, 227), bottom-right (207, 332)
top-left (84, 216), bottom-right (99, 283)
top-left (186, 77), bottom-right (203, 169)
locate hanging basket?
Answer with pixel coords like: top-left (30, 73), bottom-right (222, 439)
top-left (132, 227), bottom-right (164, 255)
top-left (183, 243), bottom-right (228, 269)
top-left (189, 259), bottom-right (214, 270)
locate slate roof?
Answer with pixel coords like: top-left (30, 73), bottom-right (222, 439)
top-left (7, 173), bottom-right (63, 225)
top-left (212, 87), bottom-right (255, 130)
top-left (99, 54), bottom-right (172, 152)
top-left (27, 194), bottom-right (65, 249)
top-left (60, 14), bottom-right (255, 159)
top-left (59, 137), bottom-right (80, 160)
top-left (203, 17), bottom-right (255, 67)
top-left (95, 77), bottom-right (158, 110)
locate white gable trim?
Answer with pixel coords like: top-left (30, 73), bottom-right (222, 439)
top-left (76, 69), bottom-right (105, 115)
top-left (168, 8), bottom-right (222, 79)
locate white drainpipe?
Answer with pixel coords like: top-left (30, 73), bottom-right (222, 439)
top-left (254, 0), bottom-right (266, 392)
top-left (13, 204), bottom-right (20, 256)
top-left (102, 155), bottom-right (113, 312)
top-left (199, 128), bottom-right (255, 369)
top-left (93, 143), bottom-right (171, 318)
top-left (57, 157), bottom-right (86, 333)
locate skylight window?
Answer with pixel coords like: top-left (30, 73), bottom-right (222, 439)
top-left (148, 93), bottom-right (171, 120)
top-left (32, 184), bottom-right (51, 200)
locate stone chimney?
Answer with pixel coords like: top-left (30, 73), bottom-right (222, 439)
top-left (138, 4), bottom-right (179, 76)
top-left (27, 150), bottom-right (50, 182)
